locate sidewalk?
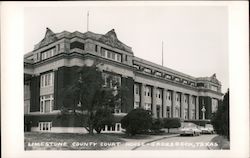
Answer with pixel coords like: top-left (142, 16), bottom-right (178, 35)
top-left (110, 134), bottom-right (179, 150)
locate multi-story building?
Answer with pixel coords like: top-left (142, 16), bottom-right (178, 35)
top-left (24, 28), bottom-right (223, 133)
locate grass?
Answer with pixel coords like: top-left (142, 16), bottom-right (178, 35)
top-left (25, 132), bottom-right (125, 150)
top-left (210, 135), bottom-right (230, 150)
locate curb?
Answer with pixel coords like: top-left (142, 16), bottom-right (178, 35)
top-left (131, 134), bottom-right (180, 150)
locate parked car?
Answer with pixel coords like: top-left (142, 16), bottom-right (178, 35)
top-left (180, 122), bottom-right (202, 136)
top-left (200, 124), bottom-right (215, 134)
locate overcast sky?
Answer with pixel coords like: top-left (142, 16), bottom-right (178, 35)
top-left (24, 4), bottom-right (228, 93)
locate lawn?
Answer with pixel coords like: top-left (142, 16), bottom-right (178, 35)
top-left (25, 132), bottom-right (125, 150)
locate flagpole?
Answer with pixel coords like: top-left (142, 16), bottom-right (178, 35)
top-left (87, 11), bottom-right (89, 32)
top-left (162, 41), bottom-right (164, 66)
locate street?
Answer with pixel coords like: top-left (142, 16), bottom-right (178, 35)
top-left (135, 134), bottom-right (218, 150)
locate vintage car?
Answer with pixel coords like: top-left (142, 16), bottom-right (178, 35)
top-left (200, 124), bottom-right (215, 134)
top-left (180, 122), bottom-right (202, 136)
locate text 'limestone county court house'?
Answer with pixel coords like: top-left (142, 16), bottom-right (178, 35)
top-left (24, 28), bottom-right (223, 133)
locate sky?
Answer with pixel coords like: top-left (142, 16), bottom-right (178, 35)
top-left (24, 3), bottom-right (229, 93)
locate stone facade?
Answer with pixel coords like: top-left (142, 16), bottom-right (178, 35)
top-left (24, 28), bottom-right (223, 133)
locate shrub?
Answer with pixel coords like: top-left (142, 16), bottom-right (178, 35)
top-left (163, 118), bottom-right (181, 133)
top-left (121, 109), bottom-right (152, 136)
top-left (150, 118), bottom-right (164, 133)
top-left (93, 108), bottom-right (114, 134)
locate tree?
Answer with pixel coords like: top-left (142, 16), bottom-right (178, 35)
top-left (211, 89), bottom-right (230, 140)
top-left (162, 118), bottom-right (181, 133)
top-left (93, 108), bottom-right (114, 134)
top-left (121, 109), bottom-right (152, 136)
top-left (61, 63), bottom-right (122, 135)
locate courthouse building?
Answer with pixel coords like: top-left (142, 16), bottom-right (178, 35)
top-left (24, 28), bottom-right (223, 133)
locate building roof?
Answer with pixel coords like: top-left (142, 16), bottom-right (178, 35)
top-left (34, 28), bottom-right (133, 54)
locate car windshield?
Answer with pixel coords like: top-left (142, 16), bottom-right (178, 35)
top-left (205, 124), bottom-right (213, 128)
top-left (182, 123), bottom-right (197, 128)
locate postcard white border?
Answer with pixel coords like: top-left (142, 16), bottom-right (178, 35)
top-left (1, 1), bottom-right (249, 158)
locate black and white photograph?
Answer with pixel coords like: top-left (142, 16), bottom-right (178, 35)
top-left (1, 1), bottom-right (249, 158)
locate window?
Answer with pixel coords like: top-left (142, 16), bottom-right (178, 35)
top-left (175, 107), bottom-right (180, 117)
top-left (145, 103), bottom-right (151, 111)
top-left (103, 123), bottom-right (122, 132)
top-left (166, 75), bottom-right (172, 79)
top-left (184, 109), bottom-right (188, 119)
top-left (166, 106), bottom-right (170, 118)
top-left (125, 55), bottom-right (128, 61)
top-left (167, 92), bottom-right (172, 100)
top-left (112, 52), bottom-right (115, 60)
top-left (95, 45), bottom-right (98, 52)
top-left (70, 41), bottom-right (85, 50)
top-left (211, 85), bottom-right (218, 91)
top-left (134, 102), bottom-right (140, 109)
top-left (202, 98), bottom-right (205, 105)
top-left (40, 72), bottom-right (54, 88)
top-left (191, 109), bottom-right (195, 120)
top-left (144, 68), bottom-right (152, 74)
top-left (107, 52), bottom-right (111, 58)
top-left (116, 54), bottom-right (121, 62)
top-left (40, 94), bottom-right (54, 113)
top-left (101, 48), bottom-right (121, 62)
top-left (135, 84), bottom-right (139, 95)
top-left (174, 77), bottom-right (180, 82)
top-left (116, 123), bottom-right (121, 131)
top-left (57, 44), bottom-right (60, 51)
top-left (101, 49), bottom-right (106, 57)
top-left (41, 47), bottom-right (56, 60)
top-left (156, 106), bottom-right (160, 118)
top-left (102, 73), bottom-right (121, 88)
top-left (146, 86), bottom-right (151, 97)
top-left (192, 97), bottom-right (195, 104)
top-left (157, 89), bottom-right (161, 99)
top-left (155, 71), bottom-right (162, 77)
top-left (39, 122), bottom-right (52, 131)
top-left (183, 80), bottom-right (188, 84)
top-left (133, 64), bottom-right (140, 70)
top-left (24, 100), bottom-right (30, 114)
top-left (197, 82), bottom-right (204, 87)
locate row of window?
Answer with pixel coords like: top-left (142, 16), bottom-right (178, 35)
top-left (41, 47), bottom-right (57, 60)
top-left (101, 48), bottom-right (122, 62)
top-left (39, 122), bottom-right (52, 131)
top-left (134, 103), bottom-right (196, 119)
top-left (40, 71), bottom-right (123, 89)
top-left (102, 73), bottom-right (121, 88)
top-left (102, 123), bottom-right (122, 132)
top-left (40, 72), bottom-right (54, 88)
top-left (134, 84), bottom-right (196, 103)
top-left (40, 94), bottom-right (54, 113)
top-left (134, 64), bottom-right (196, 87)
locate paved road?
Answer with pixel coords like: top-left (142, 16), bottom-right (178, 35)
top-left (135, 134), bottom-right (218, 150)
